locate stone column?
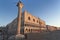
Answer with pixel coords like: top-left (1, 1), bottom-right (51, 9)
top-left (17, 1), bottom-right (24, 34)
top-left (8, 1), bottom-right (25, 40)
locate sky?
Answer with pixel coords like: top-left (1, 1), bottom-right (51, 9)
top-left (0, 0), bottom-right (60, 27)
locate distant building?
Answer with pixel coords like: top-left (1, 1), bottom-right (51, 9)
top-left (46, 25), bottom-right (57, 31)
top-left (57, 27), bottom-right (60, 30)
top-left (0, 27), bottom-right (7, 40)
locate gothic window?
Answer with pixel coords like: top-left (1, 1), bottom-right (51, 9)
top-left (26, 28), bottom-right (27, 30)
top-left (28, 17), bottom-right (30, 20)
top-left (33, 19), bottom-right (35, 22)
top-left (25, 24), bottom-right (26, 26)
top-left (29, 29), bottom-right (30, 32)
top-left (37, 20), bottom-right (38, 23)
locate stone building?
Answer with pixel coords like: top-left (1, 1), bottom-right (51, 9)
top-left (57, 27), bottom-right (60, 30)
top-left (0, 0), bottom-right (60, 40)
top-left (22, 10), bottom-right (46, 33)
top-left (46, 25), bottom-right (57, 31)
top-left (6, 10), bottom-right (46, 37)
top-left (6, 1), bottom-right (46, 39)
top-left (0, 27), bottom-right (7, 40)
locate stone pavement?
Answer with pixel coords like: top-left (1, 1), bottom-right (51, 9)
top-left (1, 30), bottom-right (60, 40)
top-left (24, 30), bottom-right (60, 40)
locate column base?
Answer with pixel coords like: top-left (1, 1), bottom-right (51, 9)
top-left (8, 34), bottom-right (25, 40)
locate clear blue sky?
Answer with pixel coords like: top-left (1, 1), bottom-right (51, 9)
top-left (0, 0), bottom-right (60, 27)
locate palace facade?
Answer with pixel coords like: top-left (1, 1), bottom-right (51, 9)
top-left (6, 10), bottom-right (46, 36)
top-left (0, 0), bottom-right (60, 40)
